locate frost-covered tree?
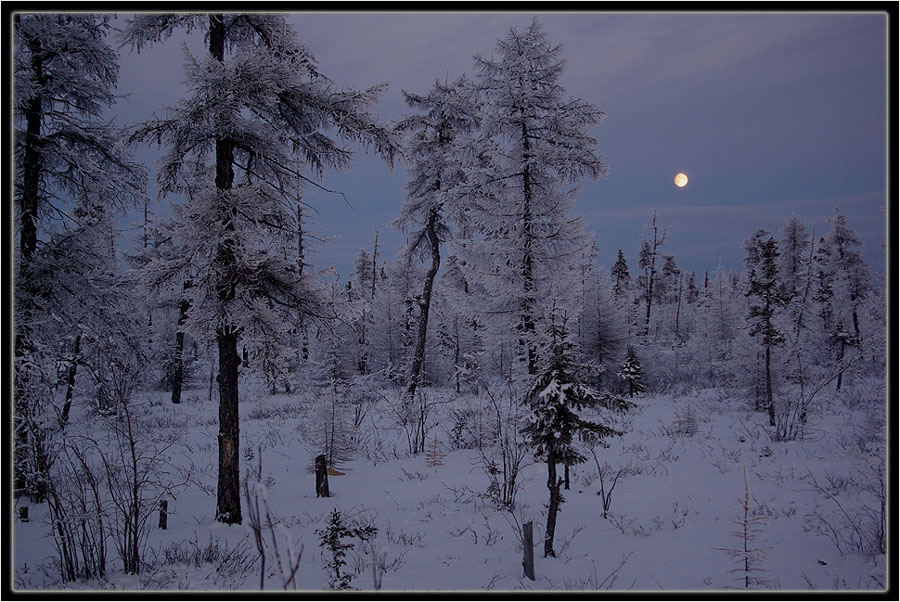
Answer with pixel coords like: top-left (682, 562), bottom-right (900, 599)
top-left (576, 249), bottom-right (624, 378)
top-left (778, 215), bottom-right (810, 301)
top-left (689, 265), bottom-right (740, 382)
top-left (14, 14), bottom-right (146, 497)
top-left (369, 249), bottom-right (423, 380)
top-left (744, 230), bottom-right (790, 427)
top-left (462, 18), bottom-right (606, 376)
top-left (306, 332), bottom-right (356, 471)
top-left (618, 345), bottom-right (645, 398)
top-left (124, 13), bottom-right (397, 524)
top-left (610, 249), bottom-right (632, 306)
top-left (522, 312), bottom-right (631, 557)
top-left (392, 76), bottom-right (478, 398)
top-left (806, 209), bottom-right (871, 390)
top-left (637, 210), bottom-right (669, 338)
top-left (823, 209), bottom-right (871, 343)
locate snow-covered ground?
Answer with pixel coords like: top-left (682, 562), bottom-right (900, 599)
top-left (12, 377), bottom-right (886, 593)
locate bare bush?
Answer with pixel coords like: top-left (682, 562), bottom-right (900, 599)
top-left (243, 479), bottom-right (304, 590)
top-left (588, 450), bottom-right (642, 519)
top-left (803, 461), bottom-right (885, 556)
top-left (473, 377), bottom-right (530, 510)
top-left (44, 398), bottom-right (179, 580)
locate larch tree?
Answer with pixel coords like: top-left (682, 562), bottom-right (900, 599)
top-left (462, 18), bottom-right (607, 376)
top-left (638, 209), bottom-right (668, 338)
top-left (391, 75), bottom-right (478, 399)
top-left (13, 13), bottom-right (146, 497)
top-left (817, 209), bottom-right (871, 390)
top-left (124, 13), bottom-right (397, 524)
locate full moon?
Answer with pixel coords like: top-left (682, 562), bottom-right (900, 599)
top-left (674, 172), bottom-right (689, 188)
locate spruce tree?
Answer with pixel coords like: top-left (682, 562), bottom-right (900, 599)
top-left (743, 230), bottom-right (790, 427)
top-left (611, 250), bottom-right (631, 301)
top-left (618, 345), bottom-right (646, 398)
top-left (522, 313), bottom-right (631, 557)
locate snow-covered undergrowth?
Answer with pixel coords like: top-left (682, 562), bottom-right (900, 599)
top-left (13, 376), bottom-right (885, 592)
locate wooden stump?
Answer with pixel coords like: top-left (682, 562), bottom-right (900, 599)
top-left (18, 506), bottom-right (29, 523)
top-left (315, 454), bottom-right (330, 498)
top-left (523, 521), bottom-right (535, 580)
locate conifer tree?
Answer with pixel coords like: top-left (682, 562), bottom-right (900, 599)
top-left (522, 312), bottom-right (631, 557)
top-left (14, 14), bottom-right (146, 497)
top-left (124, 13), bottom-right (397, 524)
top-left (463, 18), bottom-right (606, 376)
top-left (611, 250), bottom-right (632, 305)
top-left (618, 345), bottom-right (646, 398)
top-left (392, 75), bottom-right (478, 399)
top-left (743, 230), bottom-right (790, 427)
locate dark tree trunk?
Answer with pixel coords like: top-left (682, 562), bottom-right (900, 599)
top-left (643, 214), bottom-right (661, 337)
top-left (564, 463), bottom-right (570, 491)
top-left (216, 328), bottom-right (241, 524)
top-left (520, 119), bottom-right (537, 375)
top-left (407, 208), bottom-right (441, 400)
top-left (60, 334), bottom-right (82, 425)
top-left (15, 36), bottom-right (46, 495)
top-left (20, 41), bottom-right (43, 268)
top-left (836, 337), bottom-right (845, 392)
top-left (765, 345), bottom-right (776, 427)
top-left (171, 282), bottom-right (191, 405)
top-left (209, 13), bottom-right (241, 525)
top-left (544, 455), bottom-right (561, 558)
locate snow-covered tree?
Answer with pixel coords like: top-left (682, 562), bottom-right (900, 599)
top-left (637, 210), bottom-right (669, 338)
top-left (610, 249), bottom-right (632, 306)
top-left (816, 209), bottom-right (871, 391)
top-left (743, 230), bottom-right (790, 426)
top-left (522, 312), bottom-right (631, 557)
top-left (618, 345), bottom-right (646, 398)
top-left (124, 13), bottom-right (398, 524)
top-left (14, 14), bottom-right (146, 497)
top-left (461, 18), bottom-right (607, 376)
top-left (392, 75), bottom-right (478, 398)
top-left (576, 249), bottom-right (625, 379)
top-left (778, 215), bottom-right (810, 301)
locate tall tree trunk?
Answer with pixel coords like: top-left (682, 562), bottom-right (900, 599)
top-left (836, 337), bottom-right (845, 392)
top-left (544, 454), bottom-right (560, 558)
top-left (171, 282), bottom-right (191, 404)
top-left (521, 119), bottom-right (537, 375)
top-left (407, 208), bottom-right (441, 399)
top-left (15, 35), bottom-right (46, 495)
top-left (764, 345), bottom-right (776, 427)
top-left (210, 14), bottom-right (241, 525)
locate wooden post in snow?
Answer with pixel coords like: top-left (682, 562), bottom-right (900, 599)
top-left (523, 521), bottom-right (535, 580)
top-left (315, 454), bottom-right (330, 498)
top-left (159, 499), bottom-right (168, 529)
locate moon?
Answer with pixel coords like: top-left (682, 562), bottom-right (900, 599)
top-left (674, 172), bottom-right (689, 188)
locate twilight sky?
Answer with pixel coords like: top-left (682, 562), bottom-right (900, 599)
top-left (112, 10), bottom-right (888, 283)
